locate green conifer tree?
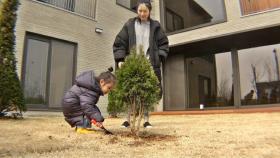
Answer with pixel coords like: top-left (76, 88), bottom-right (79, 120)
top-left (116, 48), bottom-right (160, 135)
top-left (107, 89), bottom-right (125, 118)
top-left (0, 0), bottom-right (26, 114)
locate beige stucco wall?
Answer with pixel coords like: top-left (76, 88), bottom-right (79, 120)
top-left (151, 0), bottom-right (160, 21)
top-left (15, 0), bottom-right (135, 113)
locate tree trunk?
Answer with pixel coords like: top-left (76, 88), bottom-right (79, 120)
top-left (131, 96), bottom-right (137, 135)
top-left (136, 102), bottom-right (144, 136)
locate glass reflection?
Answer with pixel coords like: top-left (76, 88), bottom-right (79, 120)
top-left (187, 52), bottom-right (233, 108)
top-left (239, 44), bottom-right (280, 105)
top-left (163, 0), bottom-right (226, 33)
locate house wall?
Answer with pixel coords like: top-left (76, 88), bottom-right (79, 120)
top-left (15, 0), bottom-right (135, 113)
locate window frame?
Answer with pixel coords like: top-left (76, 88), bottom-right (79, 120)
top-left (165, 8), bottom-right (184, 33)
top-left (161, 0), bottom-right (228, 35)
top-left (22, 32), bottom-right (78, 109)
top-left (116, 0), bottom-right (138, 13)
top-left (33, 0), bottom-right (97, 20)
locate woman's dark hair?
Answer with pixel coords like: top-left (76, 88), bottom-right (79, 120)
top-left (137, 1), bottom-right (152, 11)
top-left (136, 1), bottom-right (152, 22)
top-left (96, 67), bottom-right (116, 84)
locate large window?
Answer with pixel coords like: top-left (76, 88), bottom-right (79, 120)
top-left (37, 0), bottom-right (75, 11)
top-left (240, 0), bottom-right (280, 15)
top-left (238, 44), bottom-right (280, 105)
top-left (36, 0), bottom-right (97, 19)
top-left (23, 34), bottom-right (76, 108)
top-left (166, 8), bottom-right (184, 32)
top-left (187, 52), bottom-right (233, 108)
top-left (116, 0), bottom-right (138, 12)
top-left (163, 0), bottom-right (226, 33)
top-left (24, 39), bottom-right (49, 105)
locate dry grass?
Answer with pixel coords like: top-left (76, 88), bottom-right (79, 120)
top-left (1, 113), bottom-right (280, 158)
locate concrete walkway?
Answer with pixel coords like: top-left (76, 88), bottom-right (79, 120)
top-left (151, 106), bottom-right (280, 115)
top-left (23, 111), bottom-right (63, 117)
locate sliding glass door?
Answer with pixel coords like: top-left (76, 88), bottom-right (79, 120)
top-left (23, 34), bottom-right (76, 109)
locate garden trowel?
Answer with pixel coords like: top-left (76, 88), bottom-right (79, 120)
top-left (100, 126), bottom-right (113, 135)
top-left (91, 119), bottom-right (113, 135)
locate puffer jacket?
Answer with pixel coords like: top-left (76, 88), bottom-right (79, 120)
top-left (113, 17), bottom-right (169, 68)
top-left (62, 71), bottom-right (104, 127)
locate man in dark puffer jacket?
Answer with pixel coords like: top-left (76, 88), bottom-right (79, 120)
top-left (62, 68), bottom-right (116, 134)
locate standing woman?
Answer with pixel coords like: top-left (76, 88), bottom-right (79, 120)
top-left (113, 0), bottom-right (169, 128)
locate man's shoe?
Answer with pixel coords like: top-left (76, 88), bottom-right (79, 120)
top-left (121, 121), bottom-right (130, 128)
top-left (143, 122), bottom-right (152, 128)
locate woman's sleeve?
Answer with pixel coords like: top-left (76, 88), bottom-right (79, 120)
top-left (113, 23), bottom-right (129, 63)
top-left (157, 27), bottom-right (169, 59)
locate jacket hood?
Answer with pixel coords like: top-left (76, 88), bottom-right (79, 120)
top-left (75, 71), bottom-right (103, 95)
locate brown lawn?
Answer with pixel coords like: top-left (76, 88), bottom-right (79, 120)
top-left (0, 113), bottom-right (280, 158)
